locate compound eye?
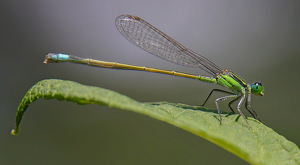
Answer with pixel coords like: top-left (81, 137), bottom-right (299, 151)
top-left (252, 82), bottom-right (264, 96)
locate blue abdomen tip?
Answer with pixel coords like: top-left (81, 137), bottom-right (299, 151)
top-left (57, 53), bottom-right (70, 61)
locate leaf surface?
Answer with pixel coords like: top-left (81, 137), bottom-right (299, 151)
top-left (12, 79), bottom-right (300, 165)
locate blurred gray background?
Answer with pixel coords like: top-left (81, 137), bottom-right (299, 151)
top-left (1, 0), bottom-right (299, 164)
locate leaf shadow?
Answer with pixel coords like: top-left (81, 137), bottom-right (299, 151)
top-left (147, 101), bottom-right (234, 115)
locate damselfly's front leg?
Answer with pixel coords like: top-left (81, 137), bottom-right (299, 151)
top-left (228, 95), bottom-right (256, 119)
top-left (236, 94), bottom-right (251, 127)
top-left (245, 91), bottom-right (261, 121)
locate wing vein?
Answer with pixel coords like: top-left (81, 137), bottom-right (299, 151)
top-left (115, 14), bottom-right (223, 76)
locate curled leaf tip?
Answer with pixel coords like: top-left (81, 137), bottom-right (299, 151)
top-left (11, 128), bottom-right (19, 135)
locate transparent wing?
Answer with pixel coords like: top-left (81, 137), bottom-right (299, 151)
top-left (115, 14), bottom-right (223, 76)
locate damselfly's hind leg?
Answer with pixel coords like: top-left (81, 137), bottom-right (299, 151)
top-left (201, 89), bottom-right (235, 108)
top-left (215, 94), bottom-right (239, 125)
top-left (228, 95), bottom-right (241, 114)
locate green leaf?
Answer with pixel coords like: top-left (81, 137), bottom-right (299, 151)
top-left (12, 79), bottom-right (300, 164)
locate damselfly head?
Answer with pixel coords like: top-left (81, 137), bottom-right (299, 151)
top-left (252, 82), bottom-right (264, 96)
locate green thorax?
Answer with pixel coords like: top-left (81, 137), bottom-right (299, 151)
top-left (216, 70), bottom-right (249, 94)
